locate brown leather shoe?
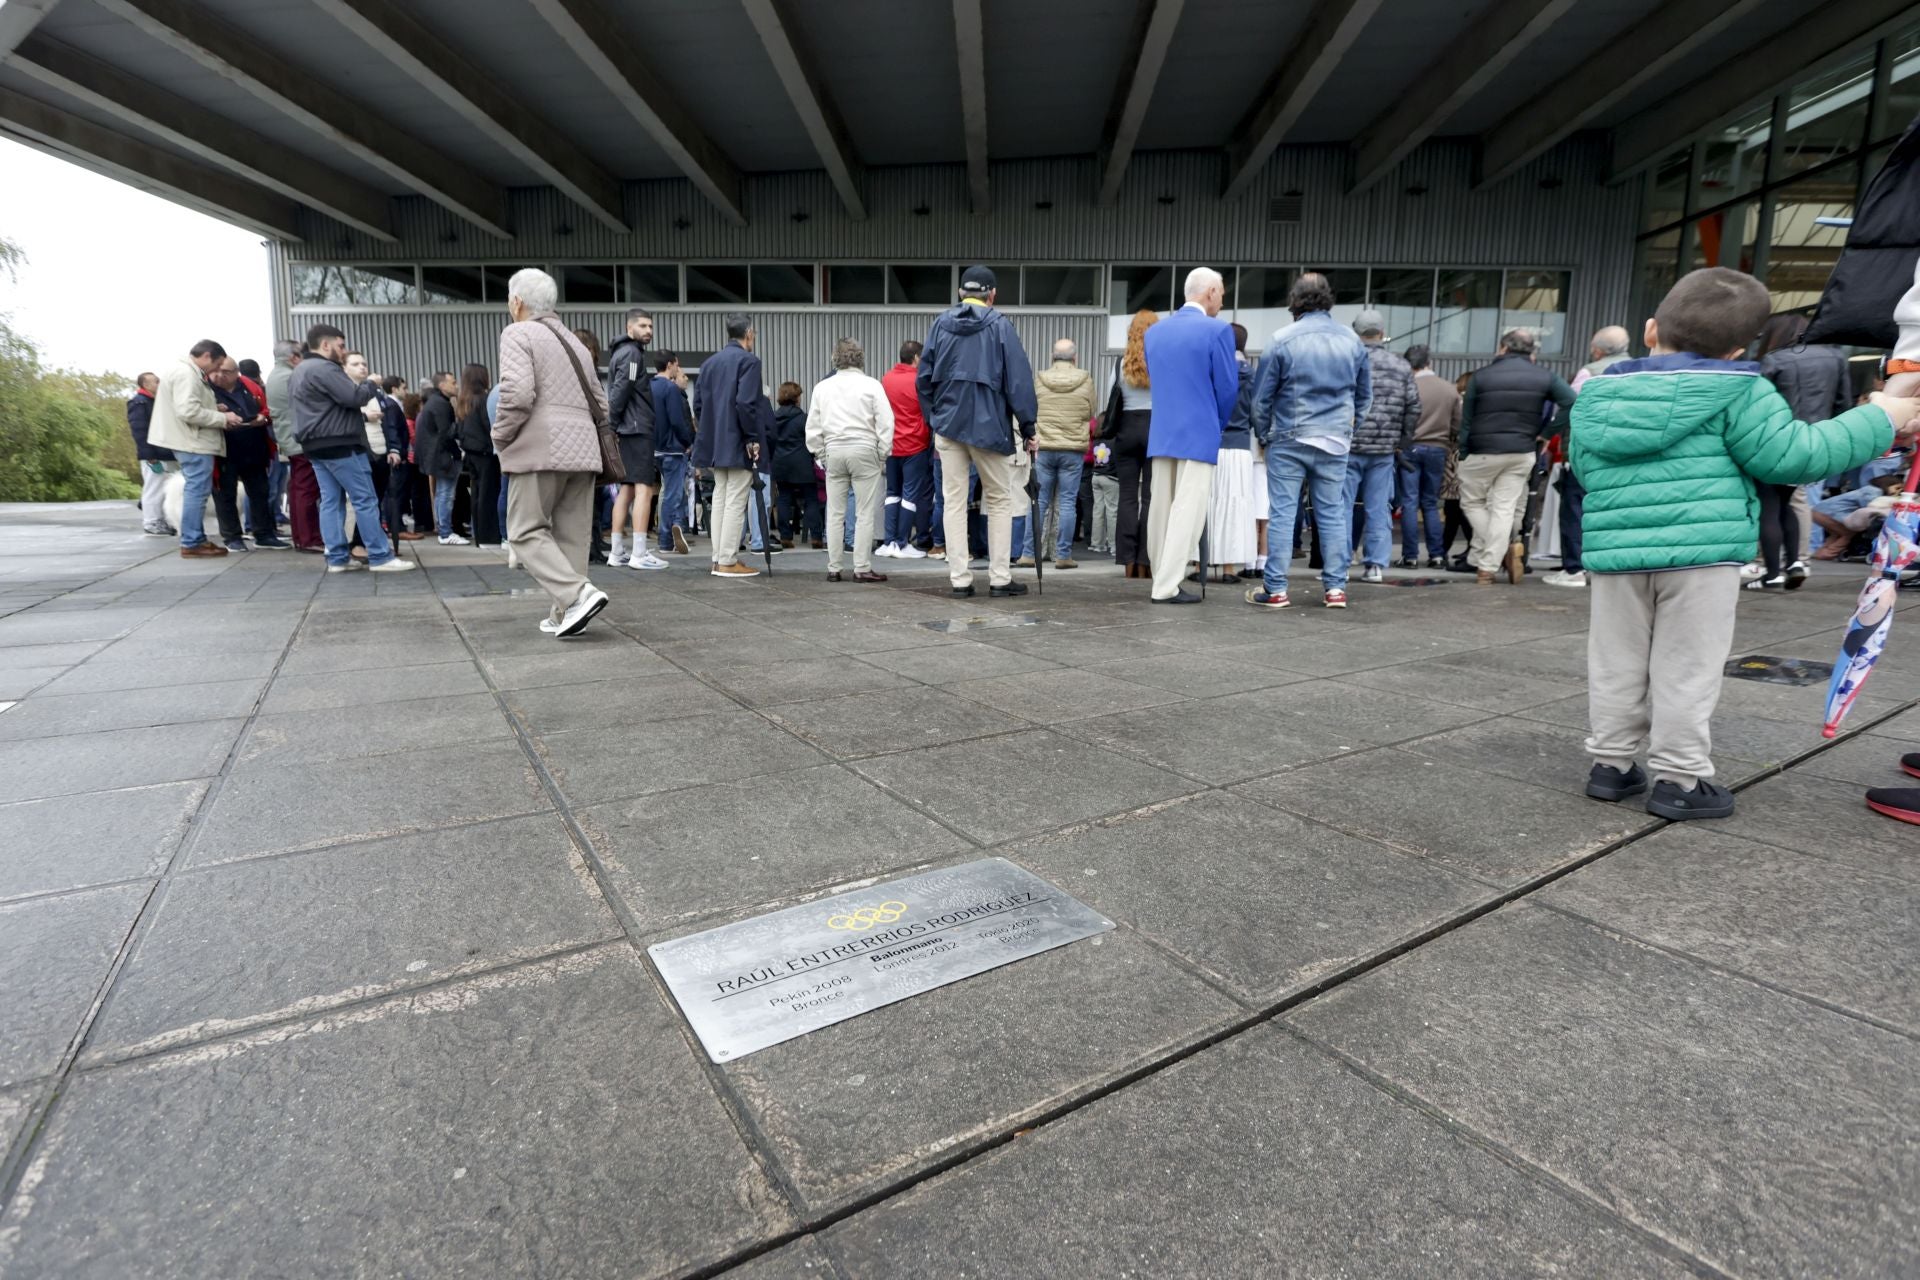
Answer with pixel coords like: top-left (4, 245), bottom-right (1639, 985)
top-left (1476, 570), bottom-right (1496, 585)
top-left (711, 561), bottom-right (760, 578)
top-left (396, 531), bottom-right (426, 541)
top-left (1504, 541), bottom-right (1524, 584)
top-left (854, 570), bottom-right (888, 583)
top-left (180, 543), bottom-right (228, 559)
top-left (826, 571), bottom-right (843, 582)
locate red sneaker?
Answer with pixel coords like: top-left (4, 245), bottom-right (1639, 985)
top-left (1324, 588), bottom-right (1348, 609)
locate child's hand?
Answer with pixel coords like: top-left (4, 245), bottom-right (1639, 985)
top-left (1868, 392), bottom-right (1920, 439)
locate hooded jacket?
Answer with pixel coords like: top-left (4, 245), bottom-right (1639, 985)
top-left (916, 300), bottom-right (1037, 454)
top-left (289, 356), bottom-right (378, 453)
top-left (607, 335), bottom-right (656, 438)
top-left (413, 388), bottom-right (461, 481)
top-left (1568, 353), bottom-right (1893, 574)
top-left (126, 388), bottom-right (170, 462)
top-left (1032, 359), bottom-right (1097, 453)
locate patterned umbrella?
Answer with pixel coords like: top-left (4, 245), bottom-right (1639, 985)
top-left (1823, 453), bottom-right (1920, 736)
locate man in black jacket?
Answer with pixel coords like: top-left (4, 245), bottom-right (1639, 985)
top-left (127, 372), bottom-right (175, 536)
top-left (606, 308), bottom-right (659, 568)
top-left (289, 324), bottom-right (414, 574)
top-left (209, 357), bottom-right (285, 550)
top-left (1458, 328), bottom-right (1574, 584)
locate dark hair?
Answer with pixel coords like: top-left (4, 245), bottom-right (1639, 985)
top-left (237, 358), bottom-right (262, 380)
top-left (1230, 322), bottom-right (1248, 354)
top-left (899, 338), bottom-right (924, 364)
top-left (453, 362), bottom-right (490, 421)
top-left (625, 306), bottom-right (652, 325)
top-left (1655, 267), bottom-right (1771, 359)
top-left (1287, 273), bottom-right (1334, 318)
top-left (303, 324), bottom-right (344, 350)
top-left (1406, 344), bottom-right (1432, 371)
top-left (189, 338), bottom-right (227, 360)
top-left (382, 375), bottom-right (407, 394)
top-left (1754, 312), bottom-right (1811, 359)
top-left (725, 312), bottom-right (753, 340)
top-left (402, 392), bottom-right (422, 419)
top-left (433, 370), bottom-right (454, 387)
top-left (652, 349), bottom-right (678, 373)
top-left (572, 328), bottom-right (602, 369)
top-left (137, 371), bottom-right (157, 387)
top-left (777, 381), bottom-right (802, 406)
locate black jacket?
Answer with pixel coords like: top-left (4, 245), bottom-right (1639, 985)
top-left (1805, 111), bottom-right (1919, 348)
top-left (212, 382), bottom-right (273, 471)
top-left (126, 390), bottom-right (171, 462)
top-left (607, 336), bottom-right (655, 438)
top-left (770, 403), bottom-right (813, 485)
top-left (456, 400), bottom-right (493, 458)
top-left (1462, 353), bottom-right (1574, 455)
top-left (1761, 344), bottom-right (1853, 424)
top-left (413, 389), bottom-right (461, 481)
top-left (289, 357), bottom-right (377, 453)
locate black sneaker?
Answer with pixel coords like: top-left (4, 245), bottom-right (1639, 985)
top-left (951, 585), bottom-right (975, 597)
top-left (1865, 787), bottom-right (1920, 825)
top-left (1585, 762), bottom-right (1647, 802)
top-left (1903, 752), bottom-right (1920, 780)
top-left (224, 539), bottom-right (251, 553)
top-left (1646, 778), bottom-right (1735, 821)
top-left (990, 581), bottom-right (1029, 598)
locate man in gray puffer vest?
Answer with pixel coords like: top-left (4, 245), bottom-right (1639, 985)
top-left (1347, 310), bottom-right (1420, 582)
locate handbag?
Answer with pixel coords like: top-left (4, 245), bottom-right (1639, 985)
top-left (537, 317), bottom-right (625, 483)
top-left (1096, 357), bottom-right (1124, 440)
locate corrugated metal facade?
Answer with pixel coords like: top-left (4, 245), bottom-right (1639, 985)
top-left (276, 139), bottom-right (1641, 390)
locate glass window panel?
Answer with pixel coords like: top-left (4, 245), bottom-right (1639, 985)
top-left (625, 264), bottom-right (679, 304)
top-left (1767, 165), bottom-right (1858, 313)
top-left (1645, 147), bottom-right (1690, 231)
top-left (1780, 50), bottom-right (1874, 179)
top-left (1304, 267), bottom-right (1367, 328)
top-left (1174, 265), bottom-right (1236, 309)
top-left (889, 265), bottom-right (953, 305)
top-left (1021, 265), bottom-right (1101, 307)
top-left (558, 264), bottom-right (618, 304)
top-left (1694, 103), bottom-right (1772, 211)
top-left (1696, 203), bottom-right (1758, 274)
top-left (290, 263), bottom-right (416, 306)
top-left (1433, 269), bottom-right (1503, 353)
top-left (1233, 267), bottom-right (1299, 350)
top-left (1109, 264), bottom-right (1172, 315)
top-left (1633, 232), bottom-right (1680, 348)
top-left (750, 264), bottom-right (814, 303)
top-left (1500, 270), bottom-right (1571, 356)
top-left (421, 265), bottom-right (483, 304)
top-left (978, 265), bottom-right (1019, 302)
top-left (481, 265), bottom-right (534, 303)
top-left (1367, 268), bottom-right (1434, 352)
top-left (823, 264), bottom-right (884, 304)
top-left (1882, 26), bottom-right (1920, 143)
top-left (686, 264), bottom-right (749, 304)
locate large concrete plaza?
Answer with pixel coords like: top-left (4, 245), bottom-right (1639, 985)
top-left (0, 501), bottom-right (1915, 1279)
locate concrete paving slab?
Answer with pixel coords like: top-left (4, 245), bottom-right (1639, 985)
top-left (1060, 687), bottom-right (1373, 785)
top-left (1235, 749), bottom-right (1656, 884)
top-left (850, 639), bottom-right (1060, 683)
top-left (1258, 679), bottom-right (1491, 745)
top-left (654, 630), bottom-right (840, 670)
top-left (1334, 656), bottom-right (1583, 713)
top-left (824, 1026), bottom-right (1694, 1279)
top-left (87, 813), bottom-right (621, 1063)
top-left (504, 673), bottom-right (739, 732)
top-left (0, 781), bottom-right (205, 902)
top-left (535, 710), bottom-right (824, 806)
top-left (1208, 623), bottom-right (1489, 676)
top-left (0, 641), bottom-right (108, 670)
top-left (0, 884), bottom-right (147, 1086)
top-left (1004, 791), bottom-right (1491, 1000)
top-left (478, 642), bottom-right (677, 690)
top-left (0, 679), bottom-right (265, 742)
top-left (187, 739), bottom-right (550, 866)
top-left (943, 665), bottom-right (1189, 724)
top-left (277, 635), bottom-right (469, 676)
top-left (581, 764), bottom-right (969, 929)
top-left (0, 609), bottom-right (153, 647)
top-left (258, 660), bottom-right (487, 713)
top-left (1397, 715), bottom-right (1613, 794)
top-left (765, 686), bottom-right (1028, 759)
top-left (0, 948), bottom-right (793, 1279)
top-left (1717, 772), bottom-right (1920, 885)
top-left (1538, 826), bottom-right (1920, 1033)
top-left (0, 667), bottom-right (63, 699)
top-left (0, 1083), bottom-right (35, 1159)
top-left (1788, 728), bottom-right (1920, 788)
top-left (691, 657), bottom-right (915, 709)
top-left (713, 1237), bottom-right (835, 1279)
top-left (1100, 649), bottom-right (1314, 697)
top-left (980, 626), bottom-right (1171, 667)
top-left (0, 719), bottom-right (242, 804)
top-left (724, 930), bottom-right (1238, 1215)
top-left (1288, 904), bottom-right (1920, 1279)
top-left (32, 651), bottom-right (282, 696)
top-left (852, 728), bottom-right (1195, 846)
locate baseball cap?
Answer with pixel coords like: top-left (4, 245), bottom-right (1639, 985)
top-left (959, 266), bottom-right (998, 295)
top-left (1353, 309), bottom-right (1385, 335)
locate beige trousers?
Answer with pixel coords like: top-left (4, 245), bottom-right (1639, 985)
top-left (826, 446), bottom-right (885, 574)
top-left (1146, 457), bottom-right (1215, 600)
top-left (505, 469), bottom-right (596, 621)
top-left (1457, 452), bottom-right (1534, 572)
top-left (935, 435), bottom-right (1015, 588)
top-left (710, 467), bottom-right (754, 566)
top-left (1586, 565), bottom-right (1739, 785)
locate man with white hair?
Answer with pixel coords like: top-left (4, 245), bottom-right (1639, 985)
top-left (1543, 324), bottom-right (1631, 588)
top-left (807, 337), bottom-right (896, 582)
top-left (1141, 267), bottom-right (1239, 604)
top-left (493, 268), bottom-right (611, 635)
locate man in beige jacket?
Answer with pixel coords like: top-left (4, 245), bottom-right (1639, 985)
top-left (148, 339), bottom-right (243, 558)
top-left (493, 268), bottom-right (612, 637)
top-left (806, 337), bottom-right (895, 582)
top-left (1020, 338), bottom-right (1097, 569)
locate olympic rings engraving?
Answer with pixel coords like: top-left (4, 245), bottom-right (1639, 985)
top-left (826, 901), bottom-right (908, 931)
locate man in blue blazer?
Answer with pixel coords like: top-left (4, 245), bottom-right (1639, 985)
top-left (1143, 268), bottom-right (1240, 603)
top-left (693, 312), bottom-right (773, 578)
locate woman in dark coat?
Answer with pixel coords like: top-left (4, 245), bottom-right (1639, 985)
top-left (452, 362), bottom-right (501, 546)
top-left (769, 381), bottom-right (821, 546)
top-left (413, 376), bottom-right (463, 541)
top-left (1752, 312), bottom-right (1852, 587)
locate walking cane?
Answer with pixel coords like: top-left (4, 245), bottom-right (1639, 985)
top-left (1198, 526), bottom-right (1209, 600)
top-left (1025, 451), bottom-right (1043, 596)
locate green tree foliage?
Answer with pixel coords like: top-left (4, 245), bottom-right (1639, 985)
top-left (0, 237), bottom-right (141, 502)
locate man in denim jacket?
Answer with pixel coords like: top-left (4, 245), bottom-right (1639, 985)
top-left (1245, 273), bottom-right (1372, 609)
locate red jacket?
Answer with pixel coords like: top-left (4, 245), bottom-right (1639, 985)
top-left (881, 363), bottom-right (929, 456)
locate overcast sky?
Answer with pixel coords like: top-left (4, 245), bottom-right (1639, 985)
top-left (0, 137), bottom-right (274, 385)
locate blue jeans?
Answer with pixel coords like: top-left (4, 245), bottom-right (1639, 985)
top-left (497, 472), bottom-right (509, 537)
top-left (885, 448), bottom-right (934, 546)
top-left (268, 458), bottom-right (289, 521)
top-left (656, 453), bottom-right (690, 547)
top-left (930, 449), bottom-right (945, 546)
top-left (1264, 441), bottom-right (1351, 594)
top-left (432, 474), bottom-right (455, 538)
top-left (1023, 450), bottom-right (1084, 560)
top-left (1343, 452), bottom-right (1396, 569)
top-left (175, 450), bottom-right (215, 549)
top-left (1398, 444), bottom-right (1447, 561)
top-left (311, 452), bottom-right (395, 567)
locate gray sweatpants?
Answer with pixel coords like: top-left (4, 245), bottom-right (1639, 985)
top-left (1586, 565), bottom-right (1739, 785)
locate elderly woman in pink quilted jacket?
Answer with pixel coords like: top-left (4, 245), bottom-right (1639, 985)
top-left (492, 267), bottom-right (613, 638)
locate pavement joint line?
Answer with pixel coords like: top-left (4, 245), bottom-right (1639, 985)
top-left (0, 556), bottom-right (320, 1217)
top-left (1271, 1023), bottom-right (1739, 1280)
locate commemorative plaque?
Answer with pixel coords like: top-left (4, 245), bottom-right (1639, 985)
top-left (649, 858), bottom-right (1113, 1062)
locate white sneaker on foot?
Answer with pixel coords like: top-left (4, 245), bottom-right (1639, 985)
top-left (1361, 565), bottom-right (1384, 584)
top-left (874, 542), bottom-right (897, 558)
top-left (1739, 561), bottom-right (1767, 580)
top-left (557, 583), bottom-right (608, 636)
top-left (633, 552), bottom-right (670, 570)
top-left (368, 558), bottom-right (416, 573)
top-left (326, 560), bottom-right (366, 573)
top-left (894, 543), bottom-right (927, 559)
top-left (439, 532), bottom-right (470, 546)
top-left (1541, 569), bottom-right (1587, 588)
top-left (539, 616), bottom-right (563, 634)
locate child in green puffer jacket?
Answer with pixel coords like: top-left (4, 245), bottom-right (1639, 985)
top-left (1568, 267), bottom-right (1920, 821)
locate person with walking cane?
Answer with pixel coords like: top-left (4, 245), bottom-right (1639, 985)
top-left (1143, 268), bottom-right (1239, 605)
top-left (694, 312), bottom-right (774, 579)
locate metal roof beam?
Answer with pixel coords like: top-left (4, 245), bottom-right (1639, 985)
top-left (952, 0), bottom-right (990, 214)
top-left (0, 0), bottom-right (59, 57)
top-left (525, 0), bottom-right (745, 226)
top-left (1222, 0), bottom-right (1384, 202)
top-left (90, 0), bottom-right (509, 238)
top-left (1475, 0), bottom-right (1766, 188)
top-left (1349, 0), bottom-right (1577, 193)
top-left (742, 0), bottom-right (863, 219)
top-left (1096, 0), bottom-right (1185, 207)
top-left (322, 0), bottom-right (624, 233)
top-left (8, 36), bottom-right (395, 242)
top-left (0, 84), bottom-right (301, 240)
top-left (1610, 0), bottom-right (1918, 181)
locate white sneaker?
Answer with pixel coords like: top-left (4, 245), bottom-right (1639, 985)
top-left (874, 542), bottom-right (897, 558)
top-left (894, 543), bottom-right (927, 559)
top-left (1542, 569), bottom-right (1587, 588)
top-left (632, 552), bottom-right (670, 570)
top-left (507, 548), bottom-right (520, 570)
top-left (326, 560), bottom-right (366, 573)
top-left (556, 583), bottom-right (608, 636)
top-left (1739, 561), bottom-right (1766, 580)
top-left (609, 535), bottom-right (630, 564)
top-left (1361, 565), bottom-right (1384, 584)
top-left (539, 616), bottom-right (563, 634)
top-left (439, 533), bottom-right (470, 546)
top-left (369, 558), bottom-right (416, 573)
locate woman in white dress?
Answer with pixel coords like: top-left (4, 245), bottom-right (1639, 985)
top-left (1203, 323), bottom-right (1259, 581)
